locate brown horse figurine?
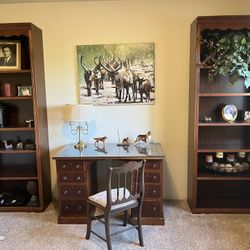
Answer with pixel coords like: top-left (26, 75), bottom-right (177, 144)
top-left (94, 136), bottom-right (107, 144)
top-left (135, 131), bottom-right (152, 144)
top-left (122, 137), bottom-right (129, 144)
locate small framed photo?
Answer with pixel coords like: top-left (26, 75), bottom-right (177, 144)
top-left (222, 104), bottom-right (238, 122)
top-left (18, 86), bottom-right (32, 96)
top-left (0, 41), bottom-right (21, 71)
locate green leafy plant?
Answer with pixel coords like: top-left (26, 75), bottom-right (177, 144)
top-left (201, 30), bottom-right (250, 88)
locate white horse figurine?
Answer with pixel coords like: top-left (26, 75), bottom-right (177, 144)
top-left (3, 140), bottom-right (13, 149)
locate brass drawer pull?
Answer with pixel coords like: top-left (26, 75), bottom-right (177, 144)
top-left (153, 190), bottom-right (157, 194)
top-left (153, 175), bottom-right (157, 181)
top-left (62, 164), bottom-right (67, 169)
top-left (77, 190), bottom-right (82, 194)
top-left (76, 176), bottom-right (81, 181)
top-left (152, 163), bottom-right (157, 169)
top-left (75, 164), bottom-right (80, 169)
top-left (63, 176), bottom-right (68, 181)
top-left (64, 190), bottom-right (69, 195)
top-left (78, 206), bottom-right (83, 210)
top-left (152, 206), bottom-right (157, 211)
top-left (64, 205), bottom-right (69, 210)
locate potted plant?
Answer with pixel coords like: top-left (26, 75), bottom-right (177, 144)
top-left (201, 29), bottom-right (250, 88)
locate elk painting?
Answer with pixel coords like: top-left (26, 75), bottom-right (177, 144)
top-left (76, 43), bottom-right (155, 105)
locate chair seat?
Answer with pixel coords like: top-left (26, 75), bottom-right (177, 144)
top-left (88, 188), bottom-right (137, 211)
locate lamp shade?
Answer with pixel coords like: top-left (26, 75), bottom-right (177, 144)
top-left (64, 104), bottom-right (94, 122)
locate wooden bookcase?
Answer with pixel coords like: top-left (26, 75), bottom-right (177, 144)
top-left (0, 23), bottom-right (51, 212)
top-left (188, 16), bottom-right (250, 213)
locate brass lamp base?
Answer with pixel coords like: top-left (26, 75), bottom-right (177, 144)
top-left (74, 141), bottom-right (87, 150)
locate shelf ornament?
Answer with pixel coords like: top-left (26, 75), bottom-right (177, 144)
top-left (201, 30), bottom-right (250, 88)
top-left (222, 104), bottom-right (238, 122)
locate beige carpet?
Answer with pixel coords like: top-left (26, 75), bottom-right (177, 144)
top-left (0, 200), bottom-right (250, 250)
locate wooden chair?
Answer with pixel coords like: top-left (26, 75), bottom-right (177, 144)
top-left (86, 160), bottom-right (146, 250)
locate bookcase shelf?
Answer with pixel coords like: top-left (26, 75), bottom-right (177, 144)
top-left (188, 16), bottom-right (250, 213)
top-left (0, 23), bottom-right (51, 212)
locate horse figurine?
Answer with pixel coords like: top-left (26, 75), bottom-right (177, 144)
top-left (94, 136), bottom-right (107, 145)
top-left (3, 140), bottom-right (13, 150)
top-left (122, 137), bottom-right (129, 144)
top-left (135, 131), bottom-right (152, 144)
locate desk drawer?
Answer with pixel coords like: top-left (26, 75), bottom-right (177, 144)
top-left (60, 185), bottom-right (87, 199)
top-left (57, 160), bottom-right (85, 172)
top-left (142, 200), bottom-right (162, 217)
top-left (145, 184), bottom-right (161, 198)
top-left (61, 200), bottom-right (86, 215)
top-left (59, 173), bottom-right (85, 183)
top-left (145, 161), bottom-right (161, 170)
top-left (144, 173), bottom-right (160, 183)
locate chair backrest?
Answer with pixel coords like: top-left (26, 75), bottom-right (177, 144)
top-left (106, 160), bottom-right (146, 210)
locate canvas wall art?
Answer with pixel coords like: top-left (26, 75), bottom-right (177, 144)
top-left (76, 43), bottom-right (155, 105)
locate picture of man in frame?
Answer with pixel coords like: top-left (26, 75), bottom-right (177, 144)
top-left (0, 44), bottom-right (16, 66)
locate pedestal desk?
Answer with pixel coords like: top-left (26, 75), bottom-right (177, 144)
top-left (53, 143), bottom-right (165, 225)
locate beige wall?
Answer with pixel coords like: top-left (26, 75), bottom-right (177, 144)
top-left (1, 0), bottom-right (250, 200)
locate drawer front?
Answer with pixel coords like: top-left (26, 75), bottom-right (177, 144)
top-left (61, 200), bottom-right (86, 215)
top-left (59, 173), bottom-right (85, 183)
top-left (142, 200), bottom-right (162, 217)
top-left (145, 161), bottom-right (160, 170)
top-left (57, 160), bottom-right (85, 172)
top-left (145, 185), bottom-right (161, 198)
top-left (144, 173), bottom-right (160, 183)
top-left (60, 185), bottom-right (87, 199)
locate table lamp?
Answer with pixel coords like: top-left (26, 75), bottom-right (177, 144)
top-left (64, 104), bottom-right (94, 150)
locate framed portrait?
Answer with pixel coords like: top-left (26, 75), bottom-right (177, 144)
top-left (0, 41), bottom-right (21, 71)
top-left (17, 86), bottom-right (32, 96)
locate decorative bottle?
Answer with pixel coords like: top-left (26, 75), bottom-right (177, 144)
top-left (225, 153), bottom-right (235, 173)
top-left (205, 154), bottom-right (213, 164)
top-left (4, 83), bottom-right (11, 97)
top-left (226, 153), bottom-right (235, 164)
top-left (216, 152), bottom-right (224, 172)
top-left (216, 152), bottom-right (224, 164)
top-left (237, 152), bottom-right (245, 164)
top-left (247, 153), bottom-right (250, 164)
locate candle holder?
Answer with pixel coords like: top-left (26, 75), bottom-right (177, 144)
top-left (64, 104), bottom-right (94, 150)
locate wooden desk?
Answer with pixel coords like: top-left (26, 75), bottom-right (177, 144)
top-left (53, 143), bottom-right (165, 225)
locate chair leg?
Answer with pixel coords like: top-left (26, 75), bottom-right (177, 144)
top-left (123, 210), bottom-right (128, 226)
top-left (86, 202), bottom-right (92, 240)
top-left (137, 208), bottom-right (144, 247)
top-left (104, 214), bottom-right (112, 250)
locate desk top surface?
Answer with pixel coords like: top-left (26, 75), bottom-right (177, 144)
top-left (53, 143), bottom-right (165, 160)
